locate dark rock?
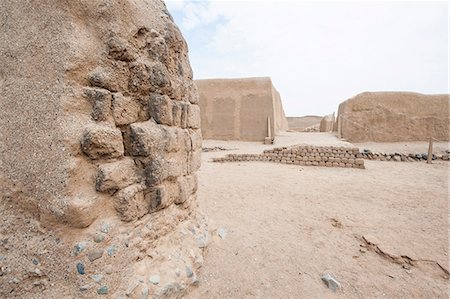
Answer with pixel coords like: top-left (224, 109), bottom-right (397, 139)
top-left (97, 285), bottom-right (109, 295)
top-left (76, 262), bottom-right (85, 275)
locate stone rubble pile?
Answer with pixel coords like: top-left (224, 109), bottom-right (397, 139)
top-left (360, 149), bottom-right (450, 162)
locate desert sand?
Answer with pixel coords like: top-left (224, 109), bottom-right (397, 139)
top-left (188, 132), bottom-right (449, 298)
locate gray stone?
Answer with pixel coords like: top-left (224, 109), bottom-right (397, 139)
top-left (76, 262), bottom-right (85, 275)
top-left (32, 258), bottom-right (39, 265)
top-left (94, 234), bottom-right (105, 243)
top-left (91, 274), bottom-right (104, 283)
top-left (141, 286), bottom-right (149, 299)
top-left (73, 242), bottom-right (87, 256)
top-left (185, 266), bottom-right (194, 278)
top-left (107, 244), bottom-right (118, 256)
top-left (393, 155), bottom-right (401, 162)
top-left (81, 124), bottom-right (124, 160)
top-left (149, 274), bottom-right (160, 285)
top-left (101, 222), bottom-right (110, 233)
top-left (96, 158), bottom-right (141, 193)
top-left (80, 284), bottom-right (92, 291)
top-left (97, 285), bottom-right (109, 295)
top-left (217, 228), bottom-right (228, 239)
top-left (87, 249), bottom-right (104, 262)
top-left (321, 273), bottom-right (341, 291)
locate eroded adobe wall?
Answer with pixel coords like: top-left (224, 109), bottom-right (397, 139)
top-left (196, 77), bottom-right (288, 142)
top-left (320, 113), bottom-right (335, 132)
top-left (337, 92), bottom-right (450, 142)
top-left (0, 1), bottom-right (206, 298)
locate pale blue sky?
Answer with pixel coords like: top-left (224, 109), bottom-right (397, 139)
top-left (166, 1), bottom-right (449, 116)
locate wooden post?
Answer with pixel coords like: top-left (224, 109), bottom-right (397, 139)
top-left (337, 115), bottom-right (342, 139)
top-left (427, 137), bottom-right (433, 164)
top-left (267, 117), bottom-right (272, 139)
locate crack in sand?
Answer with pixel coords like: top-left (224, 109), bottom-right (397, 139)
top-left (361, 235), bottom-right (449, 277)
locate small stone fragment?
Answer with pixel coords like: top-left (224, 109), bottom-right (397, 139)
top-left (185, 266), bottom-right (193, 278)
top-left (73, 242), bottom-right (87, 256)
top-left (141, 286), bottom-right (149, 299)
top-left (217, 228), bottom-right (228, 239)
top-left (107, 244), bottom-right (118, 256)
top-left (321, 273), bottom-right (341, 291)
top-left (97, 285), bottom-right (109, 295)
top-left (87, 249), bottom-right (104, 262)
top-left (149, 274), bottom-right (160, 285)
top-left (91, 274), bottom-right (104, 283)
top-left (76, 262), bottom-right (85, 275)
top-left (32, 258), bottom-right (39, 265)
top-left (94, 234), bottom-right (105, 243)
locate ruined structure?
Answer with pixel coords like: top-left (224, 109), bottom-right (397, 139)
top-left (336, 92), bottom-right (450, 142)
top-left (0, 1), bottom-right (206, 298)
top-left (196, 77), bottom-right (288, 142)
top-left (319, 113), bottom-right (335, 132)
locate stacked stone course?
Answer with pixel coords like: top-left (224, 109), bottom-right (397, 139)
top-left (79, 25), bottom-right (202, 223)
top-left (213, 145), bottom-right (365, 169)
top-left (359, 150), bottom-right (450, 162)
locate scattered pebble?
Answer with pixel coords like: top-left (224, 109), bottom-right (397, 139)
top-left (149, 275), bottom-right (160, 285)
top-left (196, 235), bottom-right (208, 248)
top-left (101, 222), bottom-right (110, 233)
top-left (107, 244), bottom-right (117, 256)
top-left (0, 256), bottom-right (6, 261)
top-left (91, 274), bottom-right (104, 283)
top-left (141, 286), bottom-right (149, 299)
top-left (87, 249), bottom-right (104, 262)
top-left (73, 242), bottom-right (87, 256)
top-left (97, 285), bottom-right (108, 295)
top-left (217, 228), bottom-right (228, 239)
top-left (80, 284), bottom-right (92, 291)
top-left (104, 264), bottom-right (113, 275)
top-left (175, 268), bottom-right (181, 277)
top-left (388, 274), bottom-right (395, 278)
top-left (76, 262), bottom-right (85, 275)
top-left (32, 258), bottom-right (39, 265)
top-left (94, 234), bottom-right (105, 243)
top-left (126, 281), bottom-right (139, 296)
top-left (9, 277), bottom-right (21, 284)
top-left (185, 266), bottom-right (194, 278)
top-left (321, 273), bottom-right (341, 292)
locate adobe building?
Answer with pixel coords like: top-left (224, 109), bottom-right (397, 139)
top-left (196, 77), bottom-right (288, 142)
top-left (336, 92), bottom-right (449, 142)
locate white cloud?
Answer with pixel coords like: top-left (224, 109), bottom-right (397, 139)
top-left (167, 1), bottom-right (448, 116)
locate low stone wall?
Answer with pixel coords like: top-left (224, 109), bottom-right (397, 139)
top-left (213, 145), bottom-right (365, 169)
top-left (360, 150), bottom-right (450, 162)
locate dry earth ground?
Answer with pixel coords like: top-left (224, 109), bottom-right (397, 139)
top-left (188, 133), bottom-right (449, 298)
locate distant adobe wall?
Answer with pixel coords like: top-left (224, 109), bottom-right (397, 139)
top-left (337, 92), bottom-right (450, 142)
top-left (287, 116), bottom-right (322, 132)
top-left (196, 77), bottom-right (288, 142)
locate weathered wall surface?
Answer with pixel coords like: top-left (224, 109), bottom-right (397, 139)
top-left (337, 92), bottom-right (450, 142)
top-left (0, 1), bottom-right (206, 298)
top-left (287, 116), bottom-right (322, 132)
top-left (196, 77), bottom-right (288, 142)
top-left (320, 113), bottom-right (335, 132)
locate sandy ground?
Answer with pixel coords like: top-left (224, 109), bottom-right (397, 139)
top-left (188, 133), bottom-right (449, 298)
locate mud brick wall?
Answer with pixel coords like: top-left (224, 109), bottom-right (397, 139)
top-left (213, 145), bottom-right (365, 169)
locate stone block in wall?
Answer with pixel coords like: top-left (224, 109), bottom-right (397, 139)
top-left (112, 92), bottom-right (141, 125)
top-left (88, 65), bottom-right (128, 92)
top-left (128, 120), bottom-right (166, 157)
top-left (189, 129), bottom-right (202, 151)
top-left (114, 184), bottom-right (147, 222)
top-left (144, 153), bottom-right (188, 186)
top-left (145, 185), bottom-right (167, 213)
top-left (84, 88), bottom-right (112, 122)
top-left (189, 150), bottom-right (202, 174)
top-left (176, 174), bottom-right (198, 204)
top-left (96, 158), bottom-right (142, 193)
top-left (149, 93), bottom-right (173, 126)
top-left (187, 104), bottom-right (201, 129)
top-left (81, 124), bottom-right (124, 159)
top-left (180, 102), bottom-right (188, 129)
top-left (172, 101), bottom-right (183, 127)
